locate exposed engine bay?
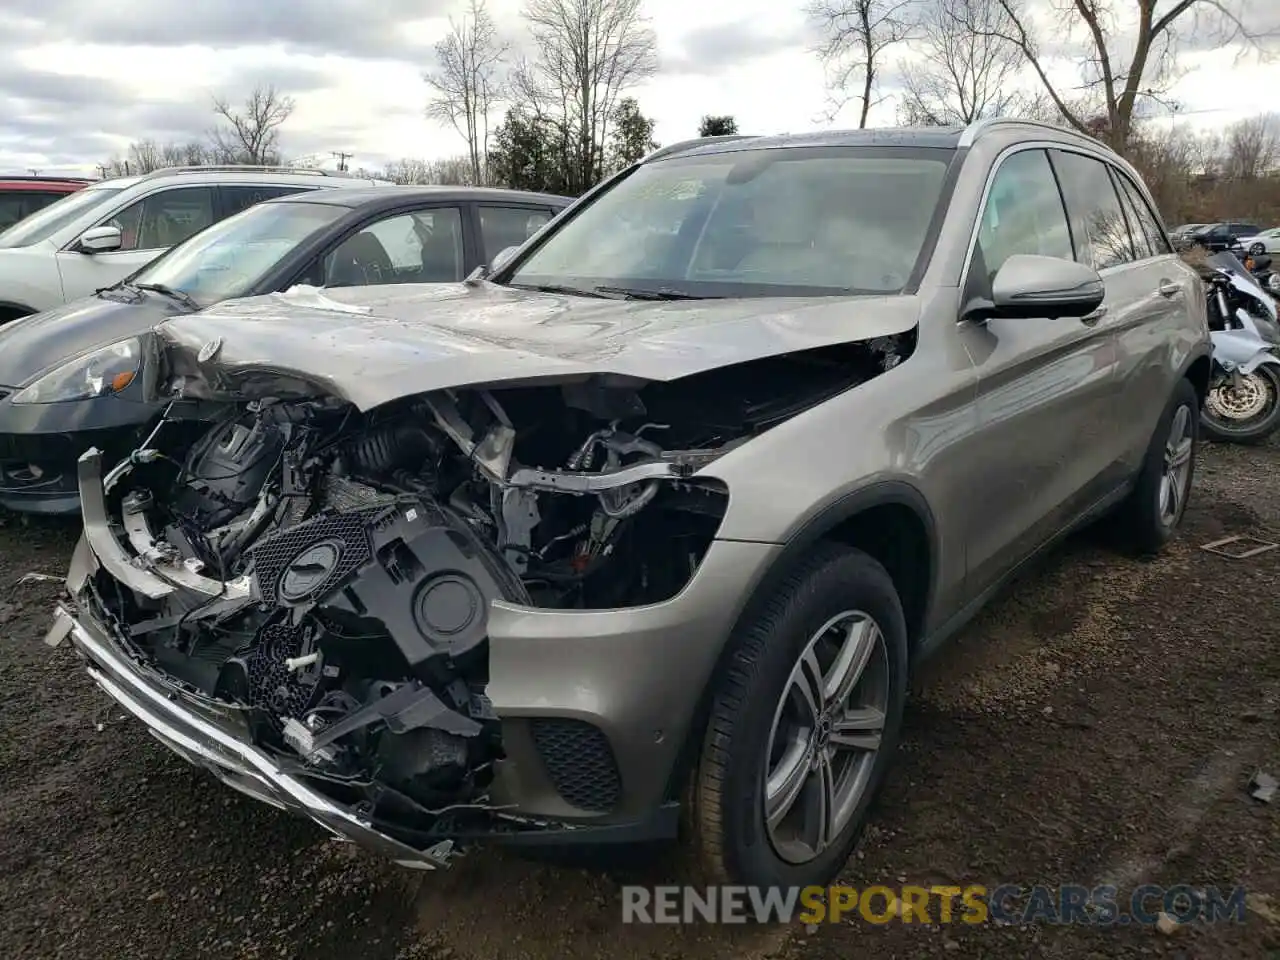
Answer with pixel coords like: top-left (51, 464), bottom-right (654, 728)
top-left (80, 336), bottom-right (909, 842)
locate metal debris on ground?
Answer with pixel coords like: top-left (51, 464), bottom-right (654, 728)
top-left (1248, 770), bottom-right (1277, 803)
top-left (15, 572), bottom-right (63, 585)
top-left (1199, 534), bottom-right (1280, 560)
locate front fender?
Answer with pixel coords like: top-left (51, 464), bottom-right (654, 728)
top-left (1212, 328), bottom-right (1277, 372)
top-left (1240, 349), bottom-right (1280, 376)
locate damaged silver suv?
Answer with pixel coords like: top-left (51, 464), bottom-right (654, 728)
top-left (49, 119), bottom-right (1210, 889)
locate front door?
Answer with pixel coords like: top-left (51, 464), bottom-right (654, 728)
top-left (55, 186), bottom-right (216, 303)
top-left (957, 147), bottom-right (1122, 597)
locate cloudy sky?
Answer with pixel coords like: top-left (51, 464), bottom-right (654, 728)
top-left (2, 0), bottom-right (1277, 174)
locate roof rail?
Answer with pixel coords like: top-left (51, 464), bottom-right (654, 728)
top-left (957, 116), bottom-right (1088, 148)
top-left (132, 165), bottom-right (365, 182)
top-left (641, 135), bottom-right (759, 163)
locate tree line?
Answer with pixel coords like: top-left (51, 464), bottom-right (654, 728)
top-left (102, 0), bottom-right (1274, 222)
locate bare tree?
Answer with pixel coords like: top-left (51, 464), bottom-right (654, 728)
top-left (808, 0), bottom-right (917, 127)
top-left (381, 156), bottom-right (480, 185)
top-left (987, 0), bottom-right (1274, 150)
top-left (129, 139), bottom-right (165, 173)
top-left (896, 0), bottom-right (1022, 125)
top-left (209, 84), bottom-right (297, 165)
top-left (1222, 113), bottom-right (1280, 180)
top-left (425, 0), bottom-right (507, 185)
top-left (101, 138), bottom-right (210, 177)
top-left (512, 0), bottom-right (658, 194)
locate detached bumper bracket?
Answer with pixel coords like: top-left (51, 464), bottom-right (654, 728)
top-left (60, 603), bottom-right (456, 871)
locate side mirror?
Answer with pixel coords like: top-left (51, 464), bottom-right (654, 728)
top-left (77, 225), bottom-right (122, 254)
top-left (985, 254), bottom-right (1105, 320)
top-left (490, 245), bottom-right (520, 274)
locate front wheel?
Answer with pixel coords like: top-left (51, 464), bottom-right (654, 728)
top-left (1250, 242), bottom-right (1266, 256)
top-left (1202, 365), bottom-right (1280, 445)
top-left (690, 543), bottom-right (908, 888)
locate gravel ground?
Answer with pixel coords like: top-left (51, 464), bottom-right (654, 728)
top-left (1, 436), bottom-right (1278, 960)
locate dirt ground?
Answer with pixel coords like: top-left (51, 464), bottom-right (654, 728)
top-left (1, 436), bottom-right (1278, 960)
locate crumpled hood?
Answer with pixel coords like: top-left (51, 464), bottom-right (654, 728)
top-left (0, 293), bottom-right (184, 388)
top-left (156, 281), bottom-right (922, 410)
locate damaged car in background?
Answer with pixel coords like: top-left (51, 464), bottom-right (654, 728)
top-left (50, 122), bottom-right (1210, 889)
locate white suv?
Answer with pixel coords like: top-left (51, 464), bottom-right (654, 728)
top-left (0, 166), bottom-right (391, 323)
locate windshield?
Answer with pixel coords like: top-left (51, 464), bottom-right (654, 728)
top-left (506, 145), bottom-right (953, 297)
top-left (127, 200), bottom-right (346, 304)
top-left (0, 185), bottom-right (127, 248)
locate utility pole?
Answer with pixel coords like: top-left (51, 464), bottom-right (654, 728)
top-left (331, 151), bottom-right (353, 172)
top-left (28, 168), bottom-right (39, 176)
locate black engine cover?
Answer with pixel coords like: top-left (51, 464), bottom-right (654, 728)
top-left (174, 415), bottom-right (286, 528)
top-left (246, 497), bottom-right (526, 677)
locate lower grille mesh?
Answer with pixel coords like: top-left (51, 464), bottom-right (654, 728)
top-left (245, 509), bottom-right (378, 605)
top-left (529, 718), bottom-right (622, 813)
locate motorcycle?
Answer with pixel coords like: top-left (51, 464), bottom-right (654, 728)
top-left (1243, 252), bottom-right (1280, 299)
top-left (1200, 251), bottom-right (1280, 444)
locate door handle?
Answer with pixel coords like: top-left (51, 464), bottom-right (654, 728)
top-left (1158, 279), bottom-right (1182, 298)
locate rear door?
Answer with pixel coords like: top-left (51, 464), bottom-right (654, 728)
top-left (1107, 164), bottom-right (1197, 473)
top-left (958, 147), bottom-right (1123, 596)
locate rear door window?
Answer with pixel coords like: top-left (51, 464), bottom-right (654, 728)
top-left (478, 205), bottom-right (555, 263)
top-left (0, 191), bottom-right (68, 231)
top-left (1112, 173), bottom-right (1171, 257)
top-left (221, 185), bottom-right (314, 218)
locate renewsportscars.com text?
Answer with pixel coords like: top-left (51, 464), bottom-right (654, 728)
top-left (621, 884), bottom-right (1247, 926)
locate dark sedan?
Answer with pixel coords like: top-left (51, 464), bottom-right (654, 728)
top-left (0, 185), bottom-right (570, 513)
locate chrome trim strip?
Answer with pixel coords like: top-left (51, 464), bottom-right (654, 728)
top-left (78, 448), bottom-right (174, 600)
top-left (63, 604), bottom-right (455, 870)
top-left (120, 497), bottom-right (253, 599)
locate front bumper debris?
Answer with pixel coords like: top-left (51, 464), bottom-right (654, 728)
top-left (49, 605), bottom-right (457, 870)
top-left (59, 438), bottom-right (780, 859)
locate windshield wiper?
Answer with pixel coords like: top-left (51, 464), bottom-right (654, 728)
top-left (505, 282), bottom-right (616, 299)
top-left (592, 285), bottom-right (707, 300)
top-left (133, 282), bottom-right (199, 310)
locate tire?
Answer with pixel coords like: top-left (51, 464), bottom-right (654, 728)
top-left (1201, 365), bottom-right (1280, 445)
top-left (1250, 242), bottom-right (1266, 257)
top-left (1114, 377), bottom-right (1198, 555)
top-left (690, 542), bottom-right (908, 888)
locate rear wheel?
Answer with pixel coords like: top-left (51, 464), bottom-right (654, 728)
top-left (1114, 378), bottom-right (1198, 555)
top-left (691, 543), bottom-right (908, 888)
top-left (1202, 365), bottom-right (1280, 445)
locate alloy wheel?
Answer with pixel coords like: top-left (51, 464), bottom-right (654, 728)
top-left (1159, 403), bottom-right (1194, 527)
top-left (762, 610), bottom-right (889, 864)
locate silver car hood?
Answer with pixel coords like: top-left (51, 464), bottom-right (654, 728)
top-left (156, 281), bottom-right (922, 410)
